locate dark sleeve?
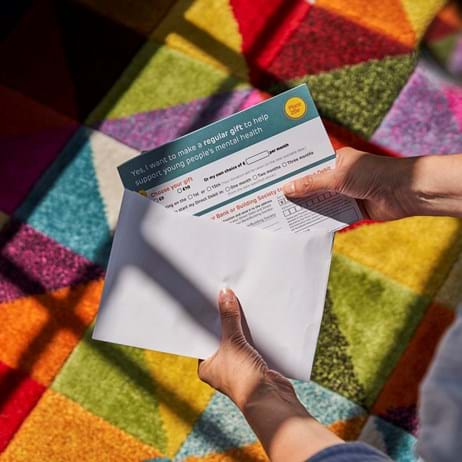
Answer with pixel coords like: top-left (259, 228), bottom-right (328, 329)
top-left (307, 442), bottom-right (392, 462)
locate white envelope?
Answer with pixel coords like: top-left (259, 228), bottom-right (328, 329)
top-left (93, 190), bottom-right (333, 381)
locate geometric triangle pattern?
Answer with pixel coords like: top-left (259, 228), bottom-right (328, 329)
top-left (290, 53), bottom-right (418, 138)
top-left (152, 0), bottom-right (248, 78)
top-left (86, 43), bottom-right (248, 125)
top-left (52, 327), bottom-right (167, 451)
top-left (400, 0), bottom-right (446, 41)
top-left (1, 1), bottom-right (461, 461)
top-left (143, 351), bottom-right (215, 459)
top-left (316, 0), bottom-right (418, 47)
top-left (0, 389), bottom-right (162, 461)
top-left (229, 0), bottom-right (311, 85)
top-left (266, 6), bottom-right (412, 81)
top-left (326, 254), bottom-right (430, 408)
top-left (333, 216), bottom-right (462, 296)
top-left (311, 292), bottom-right (367, 405)
top-left (173, 392), bottom-right (258, 460)
top-left (93, 88), bottom-right (252, 152)
top-left (15, 128), bottom-right (136, 267)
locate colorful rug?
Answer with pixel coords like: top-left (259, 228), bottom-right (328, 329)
top-left (1, 1), bottom-right (462, 461)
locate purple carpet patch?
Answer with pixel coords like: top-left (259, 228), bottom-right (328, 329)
top-left (372, 66), bottom-right (462, 156)
top-left (0, 221), bottom-right (104, 304)
top-left (93, 89), bottom-right (252, 151)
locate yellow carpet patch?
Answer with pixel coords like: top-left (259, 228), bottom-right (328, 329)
top-left (152, 0), bottom-right (248, 78)
top-left (400, 0), bottom-right (446, 42)
top-left (334, 217), bottom-right (462, 296)
top-left (0, 389), bottom-right (161, 461)
top-left (145, 350), bottom-right (215, 458)
top-left (0, 280), bottom-right (102, 385)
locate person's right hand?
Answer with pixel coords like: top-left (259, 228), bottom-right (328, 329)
top-left (282, 147), bottom-right (433, 221)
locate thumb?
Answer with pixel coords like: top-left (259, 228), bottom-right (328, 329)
top-left (283, 169), bottom-right (337, 198)
top-left (218, 288), bottom-right (244, 341)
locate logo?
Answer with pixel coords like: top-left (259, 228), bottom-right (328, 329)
top-left (284, 97), bottom-right (307, 119)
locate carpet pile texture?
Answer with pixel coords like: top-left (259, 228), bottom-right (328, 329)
top-left (1, 1), bottom-right (462, 461)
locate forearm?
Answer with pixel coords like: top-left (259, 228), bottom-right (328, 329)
top-left (403, 154), bottom-right (462, 218)
top-left (240, 375), bottom-right (343, 462)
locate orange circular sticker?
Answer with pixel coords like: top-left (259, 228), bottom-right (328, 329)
top-left (284, 97), bottom-right (307, 119)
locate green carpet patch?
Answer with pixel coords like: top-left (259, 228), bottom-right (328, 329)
top-left (87, 42), bottom-right (247, 123)
top-left (328, 254), bottom-right (430, 407)
top-left (312, 292), bottom-right (367, 406)
top-left (290, 53), bottom-right (418, 138)
top-left (52, 327), bottom-right (167, 452)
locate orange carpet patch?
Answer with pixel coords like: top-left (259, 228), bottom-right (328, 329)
top-left (0, 279), bottom-right (103, 385)
top-left (328, 415), bottom-right (367, 441)
top-left (316, 0), bottom-right (416, 47)
top-left (0, 389), bottom-right (162, 461)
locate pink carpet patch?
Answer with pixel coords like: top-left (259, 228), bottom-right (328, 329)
top-left (238, 89), bottom-right (270, 110)
top-left (444, 85), bottom-right (462, 131)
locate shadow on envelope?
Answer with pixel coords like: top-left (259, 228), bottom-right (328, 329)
top-left (93, 190), bottom-right (334, 381)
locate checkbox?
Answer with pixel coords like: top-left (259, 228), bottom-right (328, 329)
top-left (225, 187), bottom-right (230, 192)
top-left (253, 175), bottom-right (258, 180)
top-left (188, 194), bottom-right (193, 200)
top-left (282, 162), bottom-right (287, 167)
top-left (177, 188), bottom-right (182, 193)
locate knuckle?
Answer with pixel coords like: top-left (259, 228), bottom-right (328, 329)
top-left (220, 304), bottom-right (239, 320)
top-left (294, 176), bottom-right (312, 194)
top-left (228, 331), bottom-right (246, 347)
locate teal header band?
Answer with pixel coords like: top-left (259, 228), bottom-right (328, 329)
top-left (118, 84), bottom-right (319, 191)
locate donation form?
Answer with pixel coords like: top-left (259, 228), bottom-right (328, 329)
top-left (118, 84), bottom-right (361, 232)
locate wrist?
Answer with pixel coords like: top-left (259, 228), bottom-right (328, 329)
top-left (240, 370), bottom-right (307, 417)
top-left (240, 371), bottom-right (342, 462)
top-left (405, 155), bottom-right (462, 217)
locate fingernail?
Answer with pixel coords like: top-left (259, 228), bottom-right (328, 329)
top-left (283, 181), bottom-right (296, 196)
top-left (219, 288), bottom-right (235, 304)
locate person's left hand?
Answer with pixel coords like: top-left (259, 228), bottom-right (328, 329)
top-left (198, 289), bottom-right (344, 462)
top-left (198, 288), bottom-right (297, 410)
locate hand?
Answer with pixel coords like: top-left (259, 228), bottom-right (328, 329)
top-left (198, 288), bottom-right (296, 410)
top-left (282, 147), bottom-right (462, 221)
top-left (198, 289), bottom-right (343, 462)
